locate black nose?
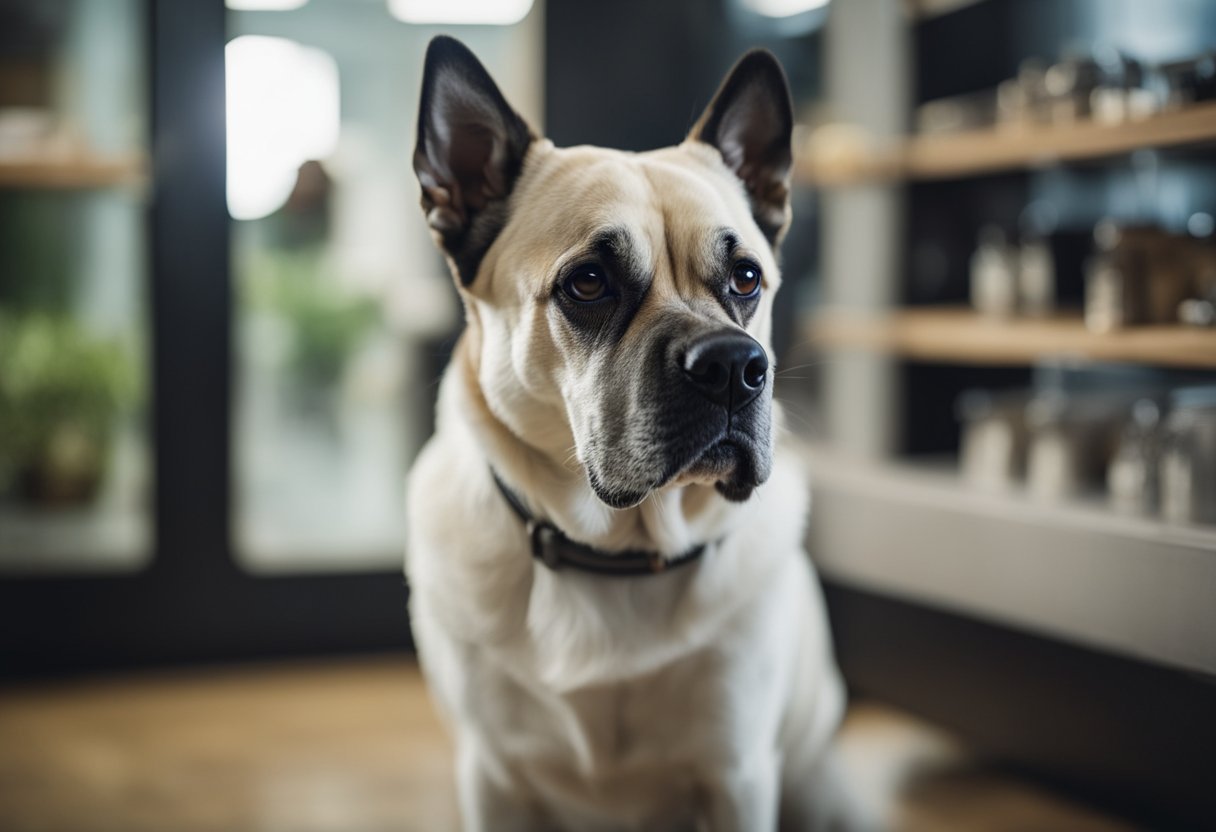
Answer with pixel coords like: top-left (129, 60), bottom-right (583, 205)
top-left (682, 332), bottom-right (769, 411)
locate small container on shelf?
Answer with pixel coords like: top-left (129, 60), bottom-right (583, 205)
top-left (915, 89), bottom-right (998, 135)
top-left (957, 389), bottom-right (1027, 492)
top-left (1044, 52), bottom-right (1105, 123)
top-left (1178, 296), bottom-right (1216, 327)
top-left (1084, 221), bottom-right (1140, 332)
top-left (1178, 216), bottom-right (1216, 326)
top-left (1089, 50), bottom-right (1157, 124)
top-left (1160, 386), bottom-right (1216, 525)
top-left (1084, 221), bottom-right (1194, 332)
top-left (997, 57), bottom-right (1055, 127)
top-left (1017, 236), bottom-right (1056, 317)
top-left (970, 225), bottom-right (1019, 317)
top-left (1107, 398), bottom-right (1164, 517)
top-left (1024, 392), bottom-right (1123, 502)
top-left (1162, 52), bottom-right (1216, 109)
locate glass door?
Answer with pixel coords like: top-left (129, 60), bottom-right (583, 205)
top-left (0, 0), bottom-right (151, 574)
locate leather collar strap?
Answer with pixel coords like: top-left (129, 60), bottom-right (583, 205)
top-left (490, 470), bottom-right (708, 576)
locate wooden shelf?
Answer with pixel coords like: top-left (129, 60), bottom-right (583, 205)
top-left (796, 100), bottom-right (1216, 186)
top-left (808, 306), bottom-right (1216, 369)
top-left (801, 445), bottom-right (1216, 676)
top-left (0, 154), bottom-right (146, 189)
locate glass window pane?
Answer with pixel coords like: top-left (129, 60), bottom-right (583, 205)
top-left (228, 0), bottom-right (543, 573)
top-left (0, 0), bottom-right (150, 574)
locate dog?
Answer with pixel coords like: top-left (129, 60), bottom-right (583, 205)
top-left (406, 35), bottom-right (858, 831)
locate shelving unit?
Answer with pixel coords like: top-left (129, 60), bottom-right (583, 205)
top-left (804, 5), bottom-right (1216, 823)
top-left (0, 154), bottom-right (146, 189)
top-left (796, 100), bottom-right (1216, 186)
top-left (808, 306), bottom-right (1216, 368)
top-left (809, 0), bottom-right (1216, 667)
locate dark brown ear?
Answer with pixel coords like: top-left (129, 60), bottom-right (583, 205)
top-left (414, 36), bottom-right (535, 285)
top-left (691, 50), bottom-right (794, 246)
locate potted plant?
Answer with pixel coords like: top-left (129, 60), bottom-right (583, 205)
top-left (242, 248), bottom-right (379, 404)
top-left (0, 314), bottom-right (138, 506)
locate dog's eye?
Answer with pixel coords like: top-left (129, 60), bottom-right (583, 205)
top-left (563, 267), bottom-right (609, 302)
top-left (729, 262), bottom-right (762, 298)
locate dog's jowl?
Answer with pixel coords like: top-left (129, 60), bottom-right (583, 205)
top-left (406, 35), bottom-right (862, 832)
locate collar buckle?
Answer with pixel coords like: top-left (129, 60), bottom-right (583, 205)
top-left (528, 520), bottom-right (564, 570)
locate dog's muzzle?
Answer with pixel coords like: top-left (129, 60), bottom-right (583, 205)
top-left (681, 330), bottom-right (768, 413)
top-left (582, 325), bottom-right (774, 508)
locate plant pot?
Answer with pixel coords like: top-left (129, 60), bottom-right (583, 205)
top-left (16, 423), bottom-right (109, 508)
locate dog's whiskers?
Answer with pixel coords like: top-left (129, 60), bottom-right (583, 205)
top-left (561, 445), bottom-right (582, 472)
top-left (772, 398), bottom-right (822, 436)
top-left (773, 359), bottom-right (835, 377)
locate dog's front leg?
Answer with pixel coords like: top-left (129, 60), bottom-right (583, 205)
top-left (455, 742), bottom-right (547, 832)
top-left (701, 754), bottom-right (780, 832)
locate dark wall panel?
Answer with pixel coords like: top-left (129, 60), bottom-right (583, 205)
top-left (544, 0), bottom-right (821, 152)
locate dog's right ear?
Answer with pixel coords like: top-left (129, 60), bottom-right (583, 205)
top-left (414, 36), bottom-right (535, 286)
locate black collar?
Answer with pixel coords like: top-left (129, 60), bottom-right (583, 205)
top-left (491, 470), bottom-right (709, 577)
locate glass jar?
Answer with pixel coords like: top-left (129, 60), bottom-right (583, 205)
top-left (1107, 398), bottom-right (1163, 517)
top-left (971, 225), bottom-right (1019, 318)
top-left (957, 389), bottom-right (1027, 492)
top-left (1160, 386), bottom-right (1216, 525)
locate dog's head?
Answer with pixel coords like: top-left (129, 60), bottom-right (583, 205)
top-left (414, 36), bottom-right (794, 509)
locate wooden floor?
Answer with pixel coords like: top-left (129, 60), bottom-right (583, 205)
top-left (0, 656), bottom-right (1130, 832)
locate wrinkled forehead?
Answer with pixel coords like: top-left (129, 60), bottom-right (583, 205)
top-left (505, 144), bottom-right (775, 286)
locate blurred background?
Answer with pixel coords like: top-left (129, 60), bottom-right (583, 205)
top-left (0, 0), bottom-right (1213, 829)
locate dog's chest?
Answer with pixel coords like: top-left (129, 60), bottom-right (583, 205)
top-left (472, 648), bottom-right (718, 762)
top-left (460, 585), bottom-right (791, 770)
top-left (461, 641), bottom-right (769, 826)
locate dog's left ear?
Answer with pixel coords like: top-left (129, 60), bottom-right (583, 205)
top-left (691, 50), bottom-right (794, 246)
top-left (414, 36), bottom-right (536, 286)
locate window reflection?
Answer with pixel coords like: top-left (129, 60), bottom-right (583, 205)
top-left (225, 35), bottom-right (339, 221)
top-left (229, 0), bottom-right (541, 571)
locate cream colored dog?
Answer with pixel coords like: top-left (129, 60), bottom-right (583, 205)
top-left (406, 36), bottom-right (856, 831)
